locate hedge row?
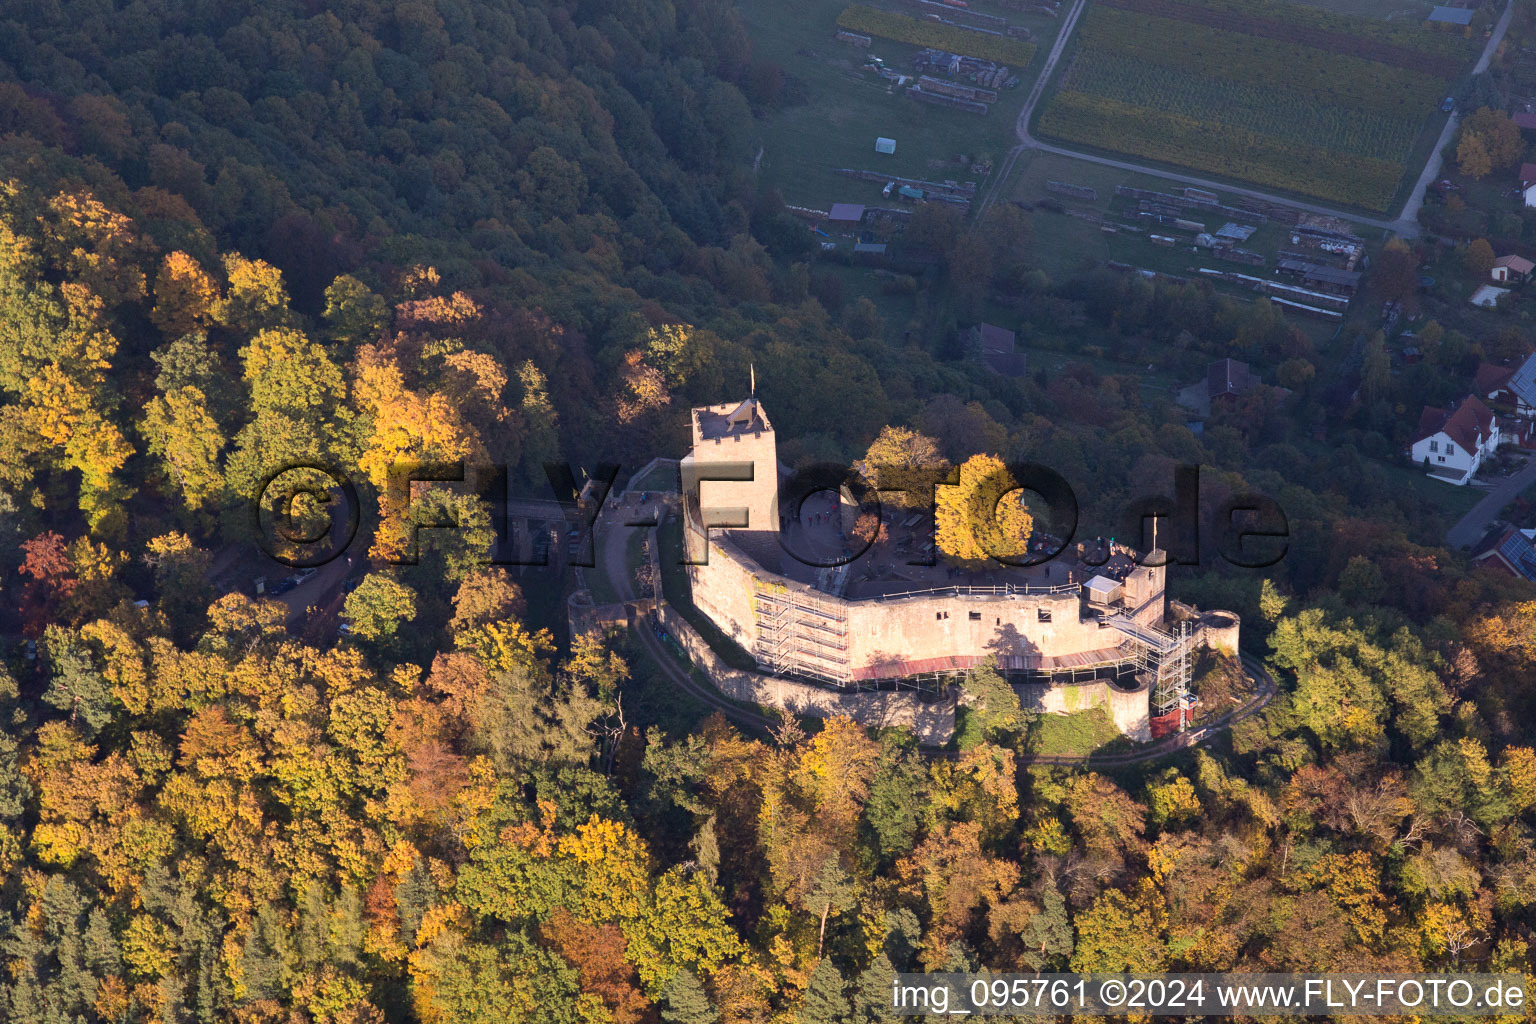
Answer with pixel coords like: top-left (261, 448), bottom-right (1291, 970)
top-left (836, 5), bottom-right (1036, 65)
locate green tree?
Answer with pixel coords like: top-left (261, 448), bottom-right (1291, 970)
top-left (322, 274), bottom-right (388, 346)
top-left (660, 970), bottom-right (719, 1024)
top-left (342, 574), bottom-right (418, 643)
top-left (798, 958), bottom-right (850, 1024)
top-left (960, 660), bottom-right (1024, 746)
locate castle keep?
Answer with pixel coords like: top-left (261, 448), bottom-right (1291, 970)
top-left (680, 395), bottom-right (1240, 740)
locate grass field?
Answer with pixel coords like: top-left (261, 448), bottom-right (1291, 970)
top-left (1026, 707), bottom-right (1124, 756)
top-left (1034, 0), bottom-right (1480, 211)
top-left (738, 0), bottom-right (1061, 210)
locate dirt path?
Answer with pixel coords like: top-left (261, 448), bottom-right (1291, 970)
top-left (976, 0), bottom-right (1516, 236)
top-left (600, 504), bottom-right (780, 734)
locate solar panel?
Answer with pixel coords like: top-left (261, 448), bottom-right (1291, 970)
top-left (1499, 531), bottom-right (1536, 581)
top-left (1506, 354), bottom-right (1536, 409)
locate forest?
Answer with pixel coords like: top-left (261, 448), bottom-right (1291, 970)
top-left (0, 0), bottom-right (1533, 1022)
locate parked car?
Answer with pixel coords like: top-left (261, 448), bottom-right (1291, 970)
top-left (1442, 96), bottom-right (1455, 113)
top-left (268, 577), bottom-right (298, 596)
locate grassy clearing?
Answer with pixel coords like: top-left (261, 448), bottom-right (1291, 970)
top-left (1026, 707), bottom-right (1123, 756)
top-left (738, 0), bottom-right (1058, 210)
top-left (1372, 458), bottom-right (1488, 517)
top-left (627, 461), bottom-right (678, 493)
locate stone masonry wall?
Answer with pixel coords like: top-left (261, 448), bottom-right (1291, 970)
top-left (657, 595), bottom-right (957, 745)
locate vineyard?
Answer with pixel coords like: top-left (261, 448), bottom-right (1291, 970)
top-left (1102, 0), bottom-right (1478, 73)
top-left (836, 5), bottom-right (1037, 64)
top-left (1038, 92), bottom-right (1406, 210)
top-left (1036, 0), bottom-right (1473, 211)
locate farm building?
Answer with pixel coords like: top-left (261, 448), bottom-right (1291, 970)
top-left (1426, 6), bottom-right (1473, 25)
top-left (875, 137), bottom-right (896, 154)
top-left (827, 203), bottom-right (866, 229)
top-left (1300, 264), bottom-right (1361, 295)
top-left (1410, 397), bottom-right (1499, 486)
top-left (1176, 358), bottom-right (1268, 418)
top-left (967, 323), bottom-right (1026, 375)
top-left (1492, 254), bottom-right (1534, 283)
top-left (1471, 284), bottom-right (1511, 308)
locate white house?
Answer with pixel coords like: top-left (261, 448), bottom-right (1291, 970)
top-left (1493, 254), bottom-right (1536, 283)
top-left (1411, 396), bottom-right (1500, 485)
top-left (1522, 163), bottom-right (1536, 207)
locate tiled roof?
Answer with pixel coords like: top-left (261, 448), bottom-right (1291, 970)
top-left (1477, 362), bottom-right (1515, 394)
top-left (1417, 396), bottom-right (1496, 452)
top-left (1207, 357), bottom-right (1256, 399)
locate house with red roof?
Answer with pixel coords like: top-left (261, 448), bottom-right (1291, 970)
top-left (1522, 163), bottom-right (1536, 207)
top-left (1410, 396), bottom-right (1501, 484)
top-left (1492, 254), bottom-right (1536, 283)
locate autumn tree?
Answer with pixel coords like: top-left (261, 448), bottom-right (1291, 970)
top-left (853, 426), bottom-right (949, 509)
top-left (150, 251), bottom-right (220, 337)
top-left (343, 574), bottom-right (419, 644)
top-left (935, 454), bottom-right (1033, 568)
top-left (1374, 238), bottom-right (1419, 303)
top-left (1457, 131), bottom-right (1492, 178)
top-left (1464, 238), bottom-right (1496, 275)
top-left (1461, 108), bottom-right (1522, 169)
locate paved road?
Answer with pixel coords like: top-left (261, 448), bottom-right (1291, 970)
top-left (1447, 452), bottom-right (1536, 549)
top-left (974, 0), bottom-right (1088, 218)
top-left (1397, 0), bottom-right (1517, 233)
top-left (978, 0), bottom-right (1516, 235)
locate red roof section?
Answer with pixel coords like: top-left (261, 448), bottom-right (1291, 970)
top-left (1522, 163), bottom-right (1536, 186)
top-left (1417, 396), bottom-right (1496, 452)
top-left (1514, 112), bottom-right (1536, 131)
top-left (1478, 362), bottom-right (1515, 394)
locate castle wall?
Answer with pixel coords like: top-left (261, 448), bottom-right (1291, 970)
top-left (1017, 674), bottom-right (1152, 742)
top-left (657, 594), bottom-right (956, 745)
top-left (693, 531), bottom-right (1140, 679)
top-left (687, 535), bottom-right (760, 654)
top-left (844, 590), bottom-right (1115, 672)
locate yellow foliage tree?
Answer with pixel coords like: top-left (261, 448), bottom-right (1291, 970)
top-left (151, 251), bottom-right (221, 337)
top-left (935, 453), bottom-right (1032, 567)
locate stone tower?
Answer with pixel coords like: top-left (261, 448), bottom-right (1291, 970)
top-left (682, 395), bottom-right (780, 539)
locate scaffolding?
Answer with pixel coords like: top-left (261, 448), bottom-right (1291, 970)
top-left (752, 580), bottom-right (851, 685)
top-left (1107, 615), bottom-right (1194, 728)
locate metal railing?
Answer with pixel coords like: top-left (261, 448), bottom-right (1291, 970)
top-left (872, 581), bottom-right (1081, 602)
